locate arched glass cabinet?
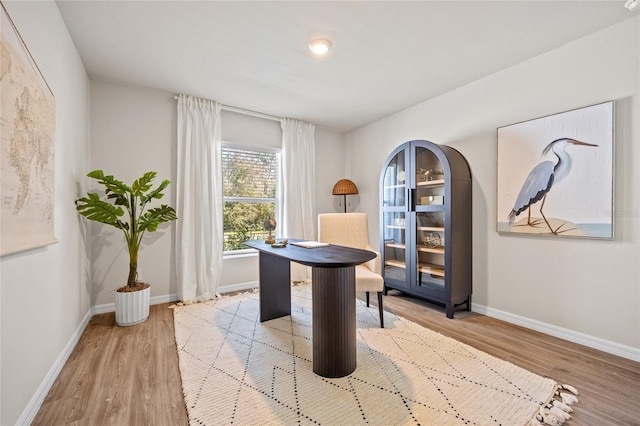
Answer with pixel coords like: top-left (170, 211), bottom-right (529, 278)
top-left (380, 139), bottom-right (472, 318)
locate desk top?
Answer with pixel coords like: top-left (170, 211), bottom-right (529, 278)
top-left (244, 239), bottom-right (376, 268)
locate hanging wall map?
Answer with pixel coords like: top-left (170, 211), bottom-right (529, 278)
top-left (1, 4), bottom-right (57, 256)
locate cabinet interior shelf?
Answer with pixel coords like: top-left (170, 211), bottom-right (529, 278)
top-left (417, 179), bottom-right (445, 187)
top-left (385, 243), bottom-right (406, 249)
top-left (419, 264), bottom-right (445, 277)
top-left (385, 259), bottom-right (445, 277)
top-left (417, 226), bottom-right (444, 232)
top-left (388, 225), bottom-right (445, 231)
top-left (418, 246), bottom-right (444, 254)
top-left (385, 243), bottom-right (444, 255)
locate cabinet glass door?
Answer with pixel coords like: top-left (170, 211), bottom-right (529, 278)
top-left (381, 150), bottom-right (406, 208)
top-left (414, 146), bottom-right (445, 208)
top-left (382, 212), bottom-right (407, 283)
top-left (382, 150), bottom-right (409, 287)
top-left (413, 145), bottom-right (445, 292)
top-left (415, 211), bottom-right (445, 290)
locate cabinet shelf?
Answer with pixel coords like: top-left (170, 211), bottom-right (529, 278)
top-left (387, 225), bottom-right (406, 230)
top-left (385, 259), bottom-right (406, 269)
top-left (384, 260), bottom-right (445, 277)
top-left (416, 179), bottom-right (445, 187)
top-left (417, 246), bottom-right (444, 254)
top-left (418, 263), bottom-right (445, 277)
top-left (417, 226), bottom-right (444, 232)
top-left (386, 243), bottom-right (444, 255)
top-left (388, 225), bottom-right (444, 231)
top-left (385, 243), bottom-right (406, 249)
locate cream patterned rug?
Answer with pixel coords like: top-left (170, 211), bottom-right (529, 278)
top-left (173, 285), bottom-right (577, 425)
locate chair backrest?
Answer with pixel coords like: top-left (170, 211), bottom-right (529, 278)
top-left (318, 213), bottom-right (371, 250)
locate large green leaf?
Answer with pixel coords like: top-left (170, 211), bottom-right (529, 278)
top-left (132, 171), bottom-right (157, 197)
top-left (88, 170), bottom-right (131, 195)
top-left (75, 193), bottom-right (124, 225)
top-left (141, 179), bottom-right (170, 205)
top-left (137, 205), bottom-right (178, 233)
top-left (106, 192), bottom-right (129, 206)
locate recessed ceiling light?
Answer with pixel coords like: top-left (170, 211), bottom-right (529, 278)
top-left (625, 0), bottom-right (638, 11)
top-left (309, 38), bottom-right (332, 55)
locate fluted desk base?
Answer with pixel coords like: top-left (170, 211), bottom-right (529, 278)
top-left (243, 239), bottom-right (375, 378)
top-left (312, 266), bottom-right (356, 378)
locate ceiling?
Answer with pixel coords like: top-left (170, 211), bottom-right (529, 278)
top-left (55, 1), bottom-right (635, 132)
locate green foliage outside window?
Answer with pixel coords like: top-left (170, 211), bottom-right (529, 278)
top-left (222, 146), bottom-right (280, 251)
top-left (223, 202), bottom-right (274, 251)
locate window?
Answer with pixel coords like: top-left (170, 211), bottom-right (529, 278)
top-left (222, 143), bottom-right (281, 252)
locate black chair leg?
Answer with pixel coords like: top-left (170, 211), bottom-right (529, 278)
top-left (366, 291), bottom-right (370, 307)
top-left (377, 291), bottom-right (384, 328)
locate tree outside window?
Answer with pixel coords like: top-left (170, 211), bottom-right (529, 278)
top-left (222, 144), bottom-right (281, 251)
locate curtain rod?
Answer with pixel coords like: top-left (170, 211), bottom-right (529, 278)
top-left (174, 95), bottom-right (281, 123)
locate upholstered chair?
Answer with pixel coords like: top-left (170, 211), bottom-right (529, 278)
top-left (317, 213), bottom-right (384, 327)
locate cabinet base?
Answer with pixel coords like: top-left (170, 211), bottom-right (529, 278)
top-left (383, 285), bottom-right (471, 319)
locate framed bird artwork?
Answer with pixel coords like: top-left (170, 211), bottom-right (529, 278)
top-left (496, 101), bottom-right (614, 239)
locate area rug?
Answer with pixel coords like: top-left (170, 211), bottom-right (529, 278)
top-left (173, 285), bottom-right (578, 425)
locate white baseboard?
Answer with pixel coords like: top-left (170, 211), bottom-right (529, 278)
top-left (218, 281), bottom-right (258, 294)
top-left (91, 285), bottom-right (255, 315)
top-left (16, 308), bottom-right (93, 426)
top-left (472, 303), bottom-right (640, 362)
top-left (92, 293), bottom-right (179, 315)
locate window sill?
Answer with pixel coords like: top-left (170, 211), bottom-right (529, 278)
top-left (223, 249), bottom-right (258, 260)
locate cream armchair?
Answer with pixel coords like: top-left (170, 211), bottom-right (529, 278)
top-left (317, 213), bottom-right (384, 327)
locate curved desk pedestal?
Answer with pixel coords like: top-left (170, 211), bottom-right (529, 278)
top-left (244, 239), bottom-right (375, 378)
top-left (312, 266), bottom-right (356, 377)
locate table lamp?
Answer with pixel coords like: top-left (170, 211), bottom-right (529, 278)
top-left (332, 179), bottom-right (359, 213)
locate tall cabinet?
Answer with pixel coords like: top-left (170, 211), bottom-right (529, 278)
top-left (380, 140), bottom-right (472, 318)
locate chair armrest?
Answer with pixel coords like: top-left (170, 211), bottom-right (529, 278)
top-left (364, 245), bottom-right (382, 275)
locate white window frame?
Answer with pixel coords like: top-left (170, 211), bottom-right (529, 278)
top-left (222, 142), bottom-right (282, 257)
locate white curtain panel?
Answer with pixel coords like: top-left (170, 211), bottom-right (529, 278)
top-left (281, 118), bottom-right (316, 282)
top-left (176, 95), bottom-right (223, 302)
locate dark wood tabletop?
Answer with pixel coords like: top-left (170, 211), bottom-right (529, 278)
top-left (244, 238), bottom-right (375, 268)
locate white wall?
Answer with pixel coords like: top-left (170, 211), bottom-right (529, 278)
top-left (0, 2), bottom-right (91, 424)
top-left (315, 127), bottom-right (351, 215)
top-left (89, 81), bottom-right (177, 306)
top-left (90, 82), bottom-right (346, 298)
top-left (346, 17), bottom-right (640, 358)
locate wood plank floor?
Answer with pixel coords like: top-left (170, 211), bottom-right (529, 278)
top-left (33, 290), bottom-right (640, 425)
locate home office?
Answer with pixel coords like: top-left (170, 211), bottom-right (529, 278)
top-left (1, 1), bottom-right (638, 424)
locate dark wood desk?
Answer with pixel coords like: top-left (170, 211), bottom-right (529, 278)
top-left (244, 239), bottom-right (376, 378)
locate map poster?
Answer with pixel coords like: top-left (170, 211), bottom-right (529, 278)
top-left (1, 3), bottom-right (57, 256)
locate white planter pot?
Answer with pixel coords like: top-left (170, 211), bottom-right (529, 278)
top-left (115, 286), bottom-right (150, 326)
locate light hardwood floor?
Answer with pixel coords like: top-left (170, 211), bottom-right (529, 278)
top-left (33, 290), bottom-right (640, 425)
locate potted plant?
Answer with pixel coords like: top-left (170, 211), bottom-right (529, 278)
top-left (75, 170), bottom-right (177, 326)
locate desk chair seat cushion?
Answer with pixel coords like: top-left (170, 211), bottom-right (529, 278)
top-left (356, 265), bottom-right (384, 292)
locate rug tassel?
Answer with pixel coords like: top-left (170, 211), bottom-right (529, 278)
top-left (555, 384), bottom-right (579, 406)
top-left (535, 407), bottom-right (565, 426)
top-left (550, 404), bottom-right (572, 420)
top-left (553, 400), bottom-right (573, 413)
top-left (532, 384), bottom-right (579, 426)
top-left (560, 393), bottom-right (578, 406)
top-left (559, 384), bottom-right (579, 396)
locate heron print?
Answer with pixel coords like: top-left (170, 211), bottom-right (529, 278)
top-left (497, 102), bottom-right (613, 239)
